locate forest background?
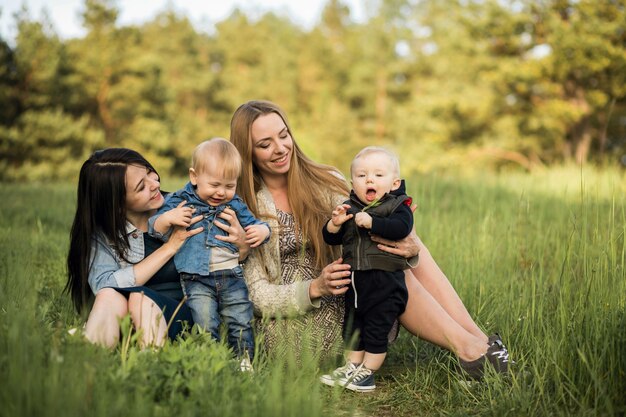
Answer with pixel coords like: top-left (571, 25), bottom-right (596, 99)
top-left (1, 2), bottom-right (626, 415)
top-left (1, 0), bottom-right (626, 181)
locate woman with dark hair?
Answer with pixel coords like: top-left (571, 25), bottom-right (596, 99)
top-left (229, 100), bottom-right (511, 382)
top-left (66, 148), bottom-right (248, 347)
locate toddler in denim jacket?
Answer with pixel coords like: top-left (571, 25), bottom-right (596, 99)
top-left (149, 138), bottom-right (269, 368)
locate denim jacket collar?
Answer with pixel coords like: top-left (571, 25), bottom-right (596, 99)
top-left (125, 221), bottom-right (139, 236)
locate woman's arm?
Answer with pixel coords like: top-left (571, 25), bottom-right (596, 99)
top-left (131, 224), bottom-right (202, 284)
top-left (88, 217), bottom-right (203, 293)
top-left (370, 201), bottom-right (420, 265)
top-left (370, 229), bottom-right (421, 267)
top-left (88, 238), bottom-right (136, 292)
top-left (308, 259), bottom-right (351, 299)
top-left (243, 249), bottom-right (312, 317)
top-left (243, 250), bottom-right (351, 317)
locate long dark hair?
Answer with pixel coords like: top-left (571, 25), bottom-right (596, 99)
top-left (65, 148), bottom-right (157, 313)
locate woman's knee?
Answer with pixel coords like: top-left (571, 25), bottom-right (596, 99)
top-left (128, 292), bottom-right (165, 324)
top-left (85, 288), bottom-right (128, 348)
top-left (128, 292), bottom-right (168, 347)
top-left (127, 291), bottom-right (145, 311)
top-left (93, 288), bottom-right (129, 317)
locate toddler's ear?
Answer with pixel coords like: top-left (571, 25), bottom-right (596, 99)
top-left (189, 168), bottom-right (198, 185)
top-left (391, 178), bottom-right (401, 190)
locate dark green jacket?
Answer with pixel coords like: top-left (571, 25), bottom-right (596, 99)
top-left (323, 181), bottom-right (414, 272)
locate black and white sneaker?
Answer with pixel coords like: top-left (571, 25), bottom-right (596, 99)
top-left (460, 338), bottom-right (512, 380)
top-left (320, 361), bottom-right (358, 387)
top-left (488, 333), bottom-right (503, 345)
top-left (489, 333), bottom-right (515, 365)
top-left (340, 365), bottom-right (376, 392)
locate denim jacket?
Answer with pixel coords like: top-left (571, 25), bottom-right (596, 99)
top-left (148, 181), bottom-right (270, 275)
top-left (88, 222), bottom-right (144, 293)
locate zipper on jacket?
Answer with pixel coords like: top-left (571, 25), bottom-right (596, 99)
top-left (351, 271), bottom-right (357, 308)
top-left (354, 222), bottom-right (363, 270)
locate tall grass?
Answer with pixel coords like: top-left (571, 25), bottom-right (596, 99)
top-left (1, 166), bottom-right (624, 416)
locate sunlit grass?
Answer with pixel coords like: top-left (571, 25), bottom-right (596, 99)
top-left (0, 167), bottom-right (624, 416)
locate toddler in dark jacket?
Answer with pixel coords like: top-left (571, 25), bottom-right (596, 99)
top-left (320, 146), bottom-right (414, 392)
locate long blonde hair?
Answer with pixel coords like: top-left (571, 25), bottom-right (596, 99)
top-left (230, 100), bottom-right (350, 270)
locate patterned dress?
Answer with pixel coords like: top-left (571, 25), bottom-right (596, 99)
top-left (256, 209), bottom-right (344, 362)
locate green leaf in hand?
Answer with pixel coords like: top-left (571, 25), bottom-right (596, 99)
top-left (362, 198), bottom-right (381, 212)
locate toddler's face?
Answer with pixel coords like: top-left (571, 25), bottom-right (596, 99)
top-left (190, 166), bottom-right (237, 207)
top-left (351, 152), bottom-right (400, 204)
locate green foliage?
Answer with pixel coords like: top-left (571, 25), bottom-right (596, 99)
top-left (0, 109), bottom-right (104, 180)
top-left (411, 0), bottom-right (626, 167)
top-left (13, 9), bottom-right (68, 110)
top-left (0, 36), bottom-right (19, 125)
top-left (1, 0), bottom-right (626, 181)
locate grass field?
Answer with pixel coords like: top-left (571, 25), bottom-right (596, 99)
top-left (1, 166), bottom-right (625, 417)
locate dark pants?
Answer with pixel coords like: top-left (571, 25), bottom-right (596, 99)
top-left (343, 269), bottom-right (408, 354)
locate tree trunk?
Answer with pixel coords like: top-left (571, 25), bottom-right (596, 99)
top-left (569, 115), bottom-right (594, 164)
top-left (375, 69), bottom-right (387, 140)
top-left (564, 81), bottom-right (592, 164)
top-left (598, 98), bottom-right (616, 162)
top-left (97, 67), bottom-right (114, 143)
top-left (575, 129), bottom-right (593, 164)
top-left (472, 147), bottom-right (536, 171)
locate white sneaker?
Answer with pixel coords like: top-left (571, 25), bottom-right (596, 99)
top-left (320, 361), bottom-right (358, 387)
top-left (67, 323), bottom-right (86, 336)
top-left (340, 365), bottom-right (376, 392)
top-left (240, 356), bottom-right (254, 373)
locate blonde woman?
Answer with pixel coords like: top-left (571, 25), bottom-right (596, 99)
top-left (229, 100), bottom-right (511, 380)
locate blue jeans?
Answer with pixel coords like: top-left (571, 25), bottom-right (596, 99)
top-left (180, 266), bottom-right (254, 359)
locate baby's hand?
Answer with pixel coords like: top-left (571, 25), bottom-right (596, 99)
top-left (163, 201), bottom-right (194, 228)
top-left (154, 200), bottom-right (194, 235)
top-left (245, 224), bottom-right (270, 248)
top-left (331, 204), bottom-right (353, 227)
top-left (355, 212), bottom-right (372, 229)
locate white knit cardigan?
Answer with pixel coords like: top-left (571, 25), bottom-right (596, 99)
top-left (242, 182), bottom-right (345, 317)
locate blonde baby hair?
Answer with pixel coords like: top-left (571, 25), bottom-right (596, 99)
top-left (350, 146), bottom-right (400, 177)
top-left (191, 137), bottom-right (242, 180)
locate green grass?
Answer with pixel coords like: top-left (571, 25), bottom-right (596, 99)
top-left (1, 166), bottom-right (625, 417)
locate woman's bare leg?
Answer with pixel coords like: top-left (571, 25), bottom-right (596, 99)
top-left (84, 288), bottom-right (128, 348)
top-left (128, 292), bottom-right (168, 348)
top-left (410, 236), bottom-right (488, 343)
top-left (399, 272), bottom-right (487, 361)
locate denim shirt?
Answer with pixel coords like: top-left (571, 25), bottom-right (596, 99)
top-left (148, 181), bottom-right (270, 275)
top-left (88, 222), bottom-right (144, 293)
